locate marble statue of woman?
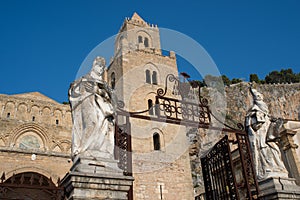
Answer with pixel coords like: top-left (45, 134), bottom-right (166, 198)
top-left (245, 88), bottom-right (288, 180)
top-left (68, 57), bottom-right (115, 160)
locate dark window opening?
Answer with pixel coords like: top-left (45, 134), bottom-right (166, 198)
top-left (144, 37), bottom-right (149, 47)
top-left (7, 113), bottom-right (10, 118)
top-left (152, 71), bottom-right (157, 85)
top-left (32, 116), bottom-right (35, 121)
top-left (148, 99), bottom-right (154, 115)
top-left (56, 119), bottom-right (59, 125)
top-left (155, 98), bottom-right (159, 116)
top-left (138, 36), bottom-right (143, 43)
top-left (153, 133), bottom-right (161, 150)
top-left (146, 70), bottom-right (151, 84)
top-left (111, 72), bottom-right (116, 89)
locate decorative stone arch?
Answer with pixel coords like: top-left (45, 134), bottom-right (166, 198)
top-left (41, 106), bottom-right (52, 115)
top-left (29, 104), bottom-right (40, 122)
top-left (3, 101), bottom-right (15, 119)
top-left (28, 104), bottom-right (40, 112)
top-left (51, 144), bottom-right (63, 153)
top-left (0, 134), bottom-right (7, 147)
top-left (17, 102), bottom-right (28, 111)
top-left (136, 30), bottom-right (153, 48)
top-left (16, 102), bottom-right (29, 121)
top-left (50, 139), bottom-right (71, 153)
top-left (4, 166), bottom-right (59, 183)
top-left (53, 108), bottom-right (63, 125)
top-left (0, 171), bottom-right (64, 199)
top-left (144, 62), bottom-right (161, 85)
top-left (41, 106), bottom-right (52, 123)
top-left (9, 123), bottom-right (50, 151)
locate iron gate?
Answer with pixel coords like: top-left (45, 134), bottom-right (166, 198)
top-left (113, 73), bottom-right (259, 200)
top-left (201, 135), bottom-right (239, 200)
top-left (201, 133), bottom-right (259, 200)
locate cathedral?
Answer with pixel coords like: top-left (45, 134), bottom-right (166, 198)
top-left (0, 13), bottom-right (194, 199)
top-left (1, 13), bottom-right (300, 200)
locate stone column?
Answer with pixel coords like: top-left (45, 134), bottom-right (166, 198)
top-left (280, 129), bottom-right (300, 185)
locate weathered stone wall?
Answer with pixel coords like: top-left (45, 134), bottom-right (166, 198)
top-left (0, 92), bottom-right (72, 183)
top-left (225, 82), bottom-right (300, 123)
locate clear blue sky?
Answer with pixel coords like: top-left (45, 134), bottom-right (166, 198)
top-left (0, 0), bottom-right (299, 103)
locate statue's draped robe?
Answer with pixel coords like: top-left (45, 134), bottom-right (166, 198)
top-left (69, 75), bottom-right (115, 159)
top-left (246, 100), bottom-right (287, 179)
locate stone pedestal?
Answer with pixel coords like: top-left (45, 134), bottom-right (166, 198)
top-left (258, 177), bottom-right (300, 199)
top-left (60, 156), bottom-right (134, 200)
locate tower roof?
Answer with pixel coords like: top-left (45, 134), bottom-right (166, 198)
top-left (131, 12), bottom-right (146, 23)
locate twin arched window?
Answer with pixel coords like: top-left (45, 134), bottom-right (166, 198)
top-left (138, 36), bottom-right (149, 48)
top-left (146, 70), bottom-right (157, 85)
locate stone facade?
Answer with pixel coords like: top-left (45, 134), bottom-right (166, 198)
top-left (0, 92), bottom-right (72, 183)
top-left (225, 82), bottom-right (300, 122)
top-left (107, 13), bottom-right (194, 199)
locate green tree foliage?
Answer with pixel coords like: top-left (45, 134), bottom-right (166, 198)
top-left (231, 78), bottom-right (243, 84)
top-left (250, 74), bottom-right (260, 83)
top-left (265, 68), bottom-right (300, 84)
top-left (221, 75), bottom-right (231, 86)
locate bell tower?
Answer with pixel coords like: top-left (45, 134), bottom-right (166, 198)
top-left (107, 13), bottom-right (194, 200)
top-left (114, 12), bottom-right (161, 55)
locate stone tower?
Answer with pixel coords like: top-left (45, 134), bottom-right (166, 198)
top-left (107, 13), bottom-right (194, 200)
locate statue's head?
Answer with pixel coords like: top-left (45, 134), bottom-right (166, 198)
top-left (250, 88), bottom-right (264, 101)
top-left (90, 56), bottom-right (105, 80)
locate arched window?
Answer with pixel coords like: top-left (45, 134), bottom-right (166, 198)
top-left (138, 36), bottom-right (143, 43)
top-left (111, 72), bottom-right (116, 89)
top-left (153, 133), bottom-right (160, 150)
top-left (152, 71), bottom-right (157, 85)
top-left (144, 37), bottom-right (149, 47)
top-left (148, 99), bottom-right (154, 115)
top-left (146, 70), bottom-right (151, 84)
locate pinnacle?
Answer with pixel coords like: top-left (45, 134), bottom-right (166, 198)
top-left (131, 12), bottom-right (146, 23)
